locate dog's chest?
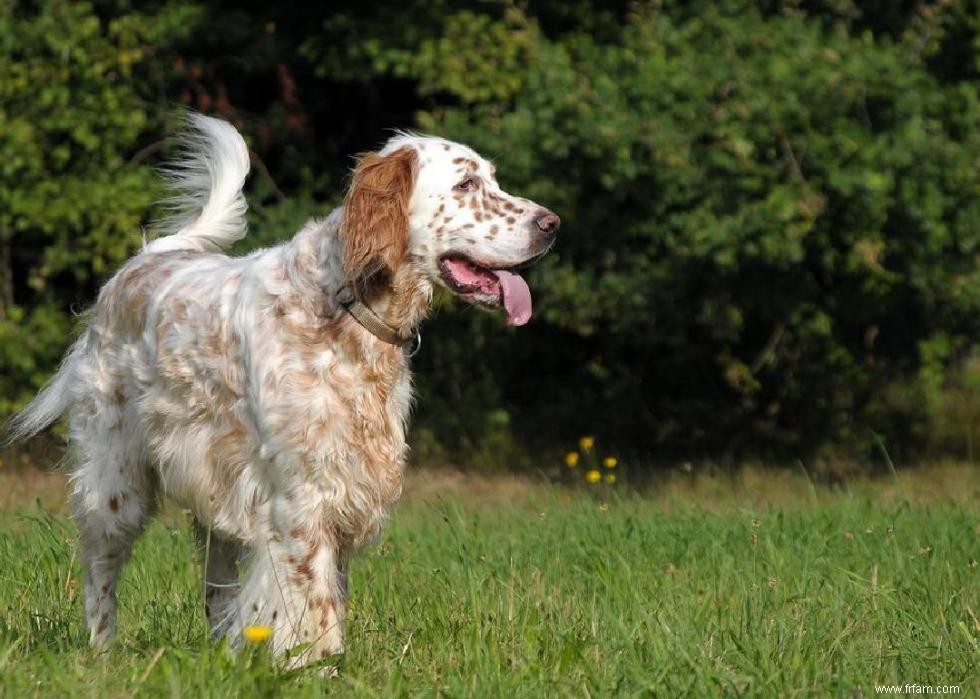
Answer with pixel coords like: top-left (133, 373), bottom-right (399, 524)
top-left (263, 323), bottom-right (413, 545)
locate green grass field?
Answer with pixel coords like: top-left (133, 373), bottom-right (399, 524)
top-left (0, 466), bottom-right (977, 697)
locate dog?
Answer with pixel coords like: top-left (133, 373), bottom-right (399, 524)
top-left (7, 114), bottom-right (558, 667)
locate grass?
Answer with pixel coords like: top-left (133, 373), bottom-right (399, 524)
top-left (0, 464), bottom-right (977, 697)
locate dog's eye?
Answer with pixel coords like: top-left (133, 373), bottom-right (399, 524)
top-left (454, 176), bottom-right (478, 193)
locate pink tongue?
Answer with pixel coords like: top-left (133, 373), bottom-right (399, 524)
top-left (493, 270), bottom-right (532, 326)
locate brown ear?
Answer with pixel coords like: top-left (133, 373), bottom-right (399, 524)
top-left (339, 147), bottom-right (417, 282)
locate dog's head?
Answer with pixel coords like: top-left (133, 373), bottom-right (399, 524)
top-left (339, 134), bottom-right (559, 326)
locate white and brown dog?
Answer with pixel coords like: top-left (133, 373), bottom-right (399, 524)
top-left (7, 114), bottom-right (558, 667)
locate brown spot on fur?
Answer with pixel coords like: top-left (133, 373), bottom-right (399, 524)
top-left (295, 563), bottom-right (314, 583)
top-left (507, 217), bottom-right (516, 225)
top-left (451, 157), bottom-right (478, 171)
top-left (294, 542), bottom-right (320, 583)
top-left (108, 496), bottom-right (119, 513)
top-left (317, 601), bottom-right (335, 630)
top-left (96, 614), bottom-right (108, 634)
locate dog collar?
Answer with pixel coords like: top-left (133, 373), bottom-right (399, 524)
top-left (338, 287), bottom-right (422, 356)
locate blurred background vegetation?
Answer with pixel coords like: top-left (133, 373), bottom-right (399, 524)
top-left (2, 0), bottom-right (978, 472)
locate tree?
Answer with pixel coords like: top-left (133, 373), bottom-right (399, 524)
top-left (4, 0), bottom-right (978, 464)
top-left (0, 0), bottom-right (200, 415)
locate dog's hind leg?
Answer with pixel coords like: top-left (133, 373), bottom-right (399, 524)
top-left (68, 398), bottom-right (155, 649)
top-left (194, 521), bottom-right (243, 638)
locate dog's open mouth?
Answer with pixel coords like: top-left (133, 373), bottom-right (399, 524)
top-left (438, 254), bottom-right (533, 326)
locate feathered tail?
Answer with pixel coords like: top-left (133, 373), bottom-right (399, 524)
top-left (145, 112), bottom-right (251, 253)
top-left (5, 113), bottom-right (252, 444)
top-left (4, 335), bottom-right (84, 444)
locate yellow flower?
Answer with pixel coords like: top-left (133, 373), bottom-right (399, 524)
top-left (578, 436), bottom-right (595, 451)
top-left (564, 452), bottom-right (579, 467)
top-left (604, 473), bottom-right (616, 484)
top-left (242, 625), bottom-right (273, 644)
top-left (603, 456), bottom-right (617, 469)
top-left (585, 469), bottom-right (601, 484)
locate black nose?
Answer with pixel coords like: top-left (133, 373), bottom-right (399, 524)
top-left (535, 212), bottom-right (560, 234)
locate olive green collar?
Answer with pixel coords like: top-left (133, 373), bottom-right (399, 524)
top-left (338, 287), bottom-right (421, 355)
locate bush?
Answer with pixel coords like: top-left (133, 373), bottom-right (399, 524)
top-left (0, 0), bottom-right (200, 414)
top-left (403, 1), bottom-right (980, 462)
top-left (3, 1), bottom-right (978, 466)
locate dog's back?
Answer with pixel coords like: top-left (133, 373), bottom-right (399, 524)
top-left (7, 115), bottom-right (251, 445)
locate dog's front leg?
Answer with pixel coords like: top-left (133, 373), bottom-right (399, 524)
top-left (231, 494), bottom-right (347, 669)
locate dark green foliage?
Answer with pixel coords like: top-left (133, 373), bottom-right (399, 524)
top-left (3, 0), bottom-right (978, 464)
top-left (403, 0), bottom-right (980, 462)
top-left (0, 0), bottom-right (200, 413)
